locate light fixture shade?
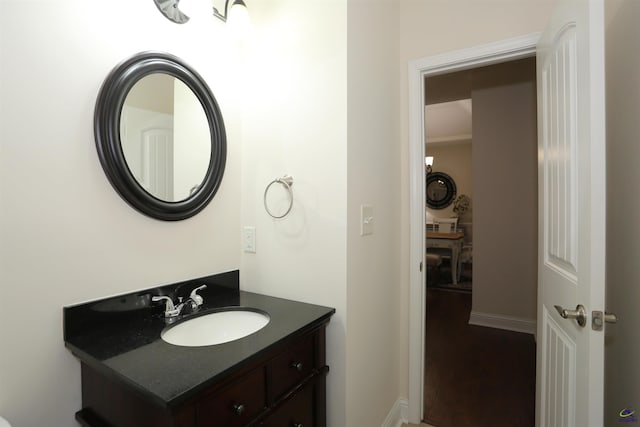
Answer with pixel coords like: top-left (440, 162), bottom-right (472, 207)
top-left (227, 0), bottom-right (251, 35)
top-left (154, 0), bottom-right (190, 24)
top-left (425, 156), bottom-right (434, 167)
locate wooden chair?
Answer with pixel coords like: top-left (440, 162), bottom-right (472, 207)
top-left (458, 243), bottom-right (473, 282)
top-left (432, 217), bottom-right (458, 233)
top-left (426, 253), bottom-right (442, 286)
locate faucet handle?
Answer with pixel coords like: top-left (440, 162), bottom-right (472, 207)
top-left (152, 296), bottom-right (178, 317)
top-left (189, 285), bottom-right (207, 306)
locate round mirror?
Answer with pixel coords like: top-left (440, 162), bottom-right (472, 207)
top-left (95, 51), bottom-right (226, 221)
top-left (426, 172), bottom-right (457, 209)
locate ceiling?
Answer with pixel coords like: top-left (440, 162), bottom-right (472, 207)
top-left (425, 99), bottom-right (472, 145)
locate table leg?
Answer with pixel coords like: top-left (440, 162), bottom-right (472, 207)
top-left (451, 245), bottom-right (459, 285)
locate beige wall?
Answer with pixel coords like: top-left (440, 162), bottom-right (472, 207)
top-left (345, 0), bottom-right (402, 425)
top-left (426, 142), bottom-right (473, 221)
top-left (471, 77), bottom-right (538, 321)
top-left (604, 0), bottom-right (640, 423)
top-left (398, 0), bottom-right (559, 402)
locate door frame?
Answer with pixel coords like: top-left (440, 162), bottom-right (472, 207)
top-left (407, 33), bottom-right (541, 423)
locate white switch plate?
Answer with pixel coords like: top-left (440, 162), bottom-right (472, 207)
top-left (243, 226), bottom-right (256, 253)
top-left (361, 205), bottom-right (374, 236)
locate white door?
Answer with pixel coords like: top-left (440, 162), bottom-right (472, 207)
top-left (536, 0), bottom-right (606, 426)
top-left (141, 128), bottom-right (174, 201)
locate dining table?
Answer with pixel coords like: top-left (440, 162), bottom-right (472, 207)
top-left (426, 231), bottom-right (464, 285)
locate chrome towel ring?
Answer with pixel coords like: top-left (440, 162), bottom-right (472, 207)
top-left (264, 175), bottom-right (294, 219)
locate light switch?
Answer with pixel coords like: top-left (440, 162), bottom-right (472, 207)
top-left (361, 205), bottom-right (374, 236)
top-left (243, 226), bottom-right (256, 253)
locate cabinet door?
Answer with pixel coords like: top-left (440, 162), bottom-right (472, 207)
top-left (197, 367), bottom-right (266, 427)
top-left (263, 386), bottom-right (314, 427)
top-left (269, 334), bottom-right (315, 401)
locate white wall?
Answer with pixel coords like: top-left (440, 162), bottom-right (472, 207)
top-left (0, 2), bottom-right (242, 425)
top-left (604, 0), bottom-right (640, 423)
top-left (398, 0), bottom-right (559, 402)
top-left (237, 1), bottom-right (348, 425)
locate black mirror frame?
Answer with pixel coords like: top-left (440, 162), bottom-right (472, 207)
top-left (94, 51), bottom-right (227, 221)
top-left (426, 171), bottom-right (457, 209)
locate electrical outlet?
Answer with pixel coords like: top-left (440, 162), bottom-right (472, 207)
top-left (243, 226), bottom-right (256, 253)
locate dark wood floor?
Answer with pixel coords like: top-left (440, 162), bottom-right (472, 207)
top-left (423, 289), bottom-right (536, 427)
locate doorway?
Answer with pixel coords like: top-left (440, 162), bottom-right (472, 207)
top-left (407, 34), bottom-right (541, 424)
top-left (422, 57), bottom-right (538, 426)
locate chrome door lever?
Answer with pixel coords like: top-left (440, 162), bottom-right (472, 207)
top-left (592, 310), bottom-right (618, 331)
top-left (554, 304), bottom-right (587, 327)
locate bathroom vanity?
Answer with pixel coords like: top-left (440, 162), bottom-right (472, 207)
top-left (64, 271), bottom-right (335, 427)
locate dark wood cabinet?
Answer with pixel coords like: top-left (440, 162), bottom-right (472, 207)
top-left (262, 386), bottom-right (313, 427)
top-left (268, 333), bottom-right (315, 401)
top-left (76, 325), bottom-right (328, 427)
top-left (196, 366), bottom-right (267, 427)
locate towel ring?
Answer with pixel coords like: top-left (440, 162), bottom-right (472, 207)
top-left (264, 175), bottom-right (294, 219)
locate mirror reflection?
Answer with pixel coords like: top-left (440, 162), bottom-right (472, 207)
top-left (427, 179), bottom-right (448, 203)
top-left (426, 171), bottom-right (457, 209)
top-left (120, 73), bottom-right (211, 202)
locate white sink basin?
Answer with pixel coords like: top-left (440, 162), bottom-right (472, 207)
top-left (161, 309), bottom-right (270, 347)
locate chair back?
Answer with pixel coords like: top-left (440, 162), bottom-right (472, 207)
top-left (432, 217), bottom-right (458, 233)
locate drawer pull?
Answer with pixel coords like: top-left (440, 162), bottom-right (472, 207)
top-left (291, 362), bottom-right (304, 372)
top-left (233, 404), bottom-right (245, 415)
top-left (293, 424), bottom-right (303, 427)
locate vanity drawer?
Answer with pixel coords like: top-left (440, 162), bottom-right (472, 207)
top-left (262, 385), bottom-right (314, 427)
top-left (196, 367), bottom-right (266, 427)
top-left (269, 334), bottom-right (315, 400)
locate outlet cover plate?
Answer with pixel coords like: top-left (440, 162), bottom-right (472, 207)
top-left (243, 226), bottom-right (256, 253)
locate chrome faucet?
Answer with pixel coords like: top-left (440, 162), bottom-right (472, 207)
top-left (152, 285), bottom-right (207, 318)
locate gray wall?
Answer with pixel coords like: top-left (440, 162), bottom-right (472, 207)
top-left (605, 0), bottom-right (640, 423)
top-left (471, 76), bottom-right (538, 322)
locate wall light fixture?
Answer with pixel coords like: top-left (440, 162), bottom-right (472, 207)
top-left (213, 0), bottom-right (248, 23)
top-left (153, 0), bottom-right (249, 25)
top-left (425, 156), bottom-right (434, 174)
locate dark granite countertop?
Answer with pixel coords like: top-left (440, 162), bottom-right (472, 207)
top-left (63, 271), bottom-right (335, 409)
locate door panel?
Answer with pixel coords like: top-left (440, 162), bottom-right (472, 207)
top-left (541, 306), bottom-right (576, 427)
top-left (541, 23), bottom-right (578, 281)
top-left (536, 0), bottom-right (606, 426)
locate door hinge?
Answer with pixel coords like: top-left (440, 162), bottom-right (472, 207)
top-left (419, 261), bottom-right (423, 272)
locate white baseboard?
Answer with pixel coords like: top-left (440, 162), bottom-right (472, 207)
top-left (469, 311), bottom-right (536, 335)
top-left (382, 398), bottom-right (409, 427)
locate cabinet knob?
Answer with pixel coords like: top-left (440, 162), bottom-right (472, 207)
top-left (291, 362), bottom-right (304, 372)
top-left (233, 404), bottom-right (245, 415)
